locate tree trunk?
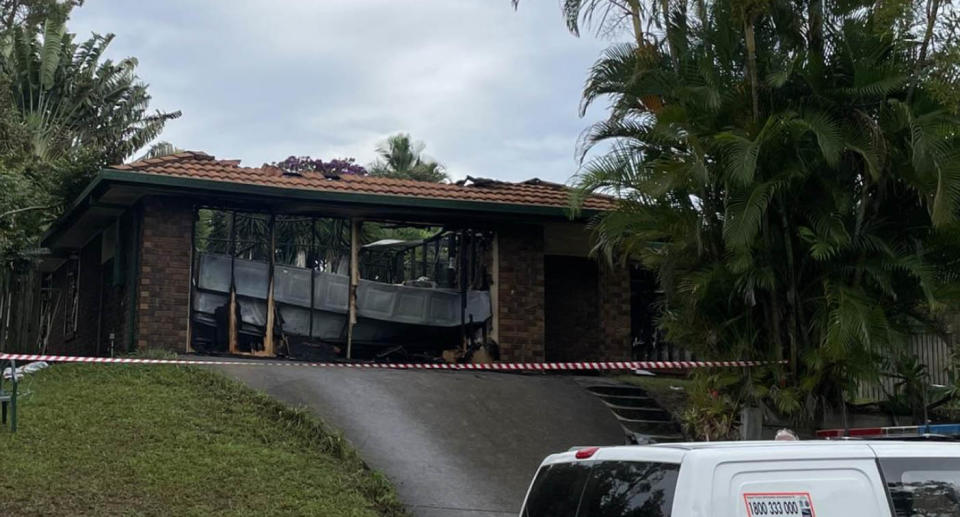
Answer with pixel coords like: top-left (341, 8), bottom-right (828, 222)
top-left (780, 204), bottom-right (800, 377)
top-left (627, 0), bottom-right (645, 45)
top-left (660, 0), bottom-right (679, 69)
top-left (766, 230), bottom-right (785, 361)
top-left (908, 0), bottom-right (942, 102)
top-left (744, 17), bottom-right (760, 121)
top-left (768, 292), bottom-right (784, 360)
top-left (808, 0), bottom-right (824, 74)
top-left (918, 0), bottom-right (941, 66)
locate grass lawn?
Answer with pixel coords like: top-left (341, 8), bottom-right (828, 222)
top-left (0, 363), bottom-right (406, 516)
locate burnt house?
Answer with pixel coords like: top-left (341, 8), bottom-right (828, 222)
top-left (4, 151), bottom-right (653, 362)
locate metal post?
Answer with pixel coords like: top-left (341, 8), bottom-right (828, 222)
top-left (187, 207), bottom-right (199, 353)
top-left (308, 219), bottom-right (316, 339)
top-left (434, 238), bottom-right (441, 283)
top-left (346, 218), bottom-right (360, 359)
top-left (739, 406), bottom-right (761, 440)
top-left (263, 214), bottom-right (276, 356)
top-left (10, 359), bottom-right (17, 433)
top-left (421, 242), bottom-right (428, 278)
top-left (228, 211), bottom-right (238, 354)
top-left (459, 231), bottom-right (467, 347)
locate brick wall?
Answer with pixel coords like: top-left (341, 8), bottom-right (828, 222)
top-left (598, 263), bottom-right (631, 360)
top-left (496, 225), bottom-right (545, 362)
top-left (137, 196), bottom-right (193, 352)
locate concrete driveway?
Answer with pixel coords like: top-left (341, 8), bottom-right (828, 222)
top-left (211, 362), bottom-right (625, 516)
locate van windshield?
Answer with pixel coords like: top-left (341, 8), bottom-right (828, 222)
top-left (523, 460), bottom-right (680, 517)
top-left (880, 457), bottom-right (960, 517)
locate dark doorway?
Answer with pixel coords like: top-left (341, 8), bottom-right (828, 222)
top-left (629, 264), bottom-right (659, 360)
top-left (544, 255), bottom-right (599, 362)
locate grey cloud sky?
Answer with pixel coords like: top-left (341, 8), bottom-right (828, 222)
top-left (69, 1), bottom-right (617, 183)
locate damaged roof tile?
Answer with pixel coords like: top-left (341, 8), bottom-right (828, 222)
top-left (111, 152), bottom-right (617, 211)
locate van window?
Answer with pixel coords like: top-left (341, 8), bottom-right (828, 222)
top-left (880, 457), bottom-right (960, 517)
top-left (523, 461), bottom-right (680, 517)
top-left (579, 461), bottom-right (680, 517)
top-left (523, 462), bottom-right (591, 517)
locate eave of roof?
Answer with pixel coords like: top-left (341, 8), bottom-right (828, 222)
top-left (102, 168), bottom-right (600, 216)
top-left (41, 167), bottom-right (604, 248)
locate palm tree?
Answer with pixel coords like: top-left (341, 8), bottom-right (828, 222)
top-left (513, 0), bottom-right (656, 44)
top-left (0, 8), bottom-right (179, 257)
top-left (564, 0), bottom-right (960, 428)
top-left (0, 0), bottom-right (79, 34)
top-left (369, 133), bottom-right (447, 183)
top-left (0, 13), bottom-right (180, 166)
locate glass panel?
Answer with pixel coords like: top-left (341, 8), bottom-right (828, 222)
top-left (579, 461), bottom-right (680, 517)
top-left (523, 462), bottom-right (591, 517)
top-left (880, 457), bottom-right (960, 517)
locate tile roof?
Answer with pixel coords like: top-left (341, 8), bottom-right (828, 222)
top-left (110, 151), bottom-right (616, 211)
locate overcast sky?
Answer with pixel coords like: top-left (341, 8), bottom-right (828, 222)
top-left (68, 1), bottom-right (617, 184)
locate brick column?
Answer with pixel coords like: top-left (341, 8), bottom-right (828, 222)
top-left (137, 196), bottom-right (193, 352)
top-left (496, 225), bottom-right (545, 362)
top-left (598, 263), bottom-right (631, 360)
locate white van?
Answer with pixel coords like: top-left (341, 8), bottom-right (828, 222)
top-left (520, 441), bottom-right (960, 516)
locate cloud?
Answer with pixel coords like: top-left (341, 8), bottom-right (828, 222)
top-left (68, 0), bottom-right (616, 183)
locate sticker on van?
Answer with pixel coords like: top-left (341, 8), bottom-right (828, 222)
top-left (743, 492), bottom-right (815, 517)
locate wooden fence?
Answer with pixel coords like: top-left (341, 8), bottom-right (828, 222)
top-left (0, 265), bottom-right (46, 355)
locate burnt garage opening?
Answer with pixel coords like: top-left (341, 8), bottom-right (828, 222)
top-left (189, 206), bottom-right (495, 360)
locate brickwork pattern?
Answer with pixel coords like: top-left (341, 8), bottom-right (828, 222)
top-left (496, 225), bottom-right (545, 362)
top-left (137, 196), bottom-right (193, 351)
top-left (598, 264), bottom-right (632, 360)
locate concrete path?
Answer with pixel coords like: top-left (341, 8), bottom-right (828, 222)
top-left (211, 362), bottom-right (624, 516)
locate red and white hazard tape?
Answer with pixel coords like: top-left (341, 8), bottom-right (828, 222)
top-left (0, 353), bottom-right (783, 371)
